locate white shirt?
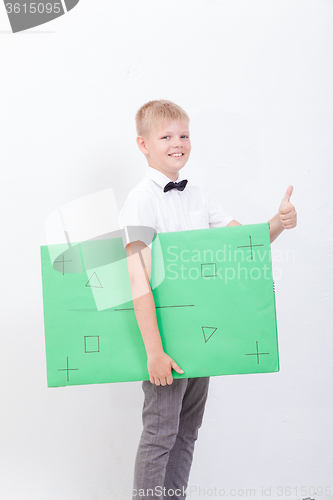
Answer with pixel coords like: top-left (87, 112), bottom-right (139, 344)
top-left (119, 166), bottom-right (233, 245)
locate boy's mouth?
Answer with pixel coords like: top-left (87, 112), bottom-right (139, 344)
top-left (168, 153), bottom-right (184, 157)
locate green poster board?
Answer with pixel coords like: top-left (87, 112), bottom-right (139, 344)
top-left (41, 223), bottom-right (279, 387)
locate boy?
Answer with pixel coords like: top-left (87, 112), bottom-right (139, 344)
top-left (119, 100), bottom-right (297, 500)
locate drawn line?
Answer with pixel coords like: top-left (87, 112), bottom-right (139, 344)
top-left (114, 304), bottom-right (195, 311)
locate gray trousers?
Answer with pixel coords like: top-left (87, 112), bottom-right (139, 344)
top-left (132, 377), bottom-right (210, 500)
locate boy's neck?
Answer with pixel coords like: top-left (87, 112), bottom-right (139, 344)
top-left (149, 165), bottom-right (180, 182)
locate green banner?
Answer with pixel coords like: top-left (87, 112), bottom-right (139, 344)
top-left (41, 223), bottom-right (279, 387)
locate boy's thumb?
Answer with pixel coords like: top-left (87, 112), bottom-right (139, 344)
top-left (171, 360), bottom-right (184, 374)
top-left (282, 185), bottom-right (293, 203)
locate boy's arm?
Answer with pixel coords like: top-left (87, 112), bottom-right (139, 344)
top-left (125, 240), bottom-right (184, 386)
top-left (226, 185), bottom-right (297, 243)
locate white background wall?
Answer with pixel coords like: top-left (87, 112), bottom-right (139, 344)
top-left (1, 1), bottom-right (332, 499)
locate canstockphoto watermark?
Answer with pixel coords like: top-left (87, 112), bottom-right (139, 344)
top-left (125, 485), bottom-right (257, 497)
top-left (125, 484), bottom-right (332, 497)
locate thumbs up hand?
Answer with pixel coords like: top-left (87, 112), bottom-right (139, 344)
top-left (279, 185), bottom-right (297, 229)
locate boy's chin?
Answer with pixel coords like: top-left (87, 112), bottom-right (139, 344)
top-left (168, 165), bottom-right (186, 175)
top-left (168, 161), bottom-right (187, 171)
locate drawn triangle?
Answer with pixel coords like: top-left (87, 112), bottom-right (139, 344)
top-left (85, 272), bottom-right (103, 288)
top-left (202, 326), bottom-right (217, 343)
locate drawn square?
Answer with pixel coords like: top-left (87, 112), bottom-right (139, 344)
top-left (84, 336), bottom-right (100, 353)
top-left (201, 263), bottom-right (217, 278)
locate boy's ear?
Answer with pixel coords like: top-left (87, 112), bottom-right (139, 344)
top-left (136, 136), bottom-right (149, 156)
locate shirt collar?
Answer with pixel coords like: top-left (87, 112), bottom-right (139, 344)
top-left (145, 166), bottom-right (186, 190)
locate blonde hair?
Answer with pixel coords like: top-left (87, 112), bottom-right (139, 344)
top-left (136, 100), bottom-right (190, 137)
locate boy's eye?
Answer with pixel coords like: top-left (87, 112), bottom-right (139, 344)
top-left (160, 134), bottom-right (189, 139)
top-left (161, 135), bottom-right (189, 139)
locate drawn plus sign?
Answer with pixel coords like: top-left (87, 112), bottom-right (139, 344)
top-left (245, 341), bottom-right (269, 364)
top-left (237, 235), bottom-right (264, 261)
top-left (54, 255), bottom-right (72, 275)
top-left (57, 357), bottom-right (79, 382)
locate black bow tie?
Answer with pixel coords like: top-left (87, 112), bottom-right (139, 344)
top-left (164, 179), bottom-right (188, 193)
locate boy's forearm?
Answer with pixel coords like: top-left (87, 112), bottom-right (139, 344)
top-left (126, 241), bottom-right (164, 356)
top-left (269, 213), bottom-right (284, 243)
top-left (132, 290), bottom-right (164, 355)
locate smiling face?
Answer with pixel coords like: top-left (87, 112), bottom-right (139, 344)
top-left (137, 119), bottom-right (191, 181)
